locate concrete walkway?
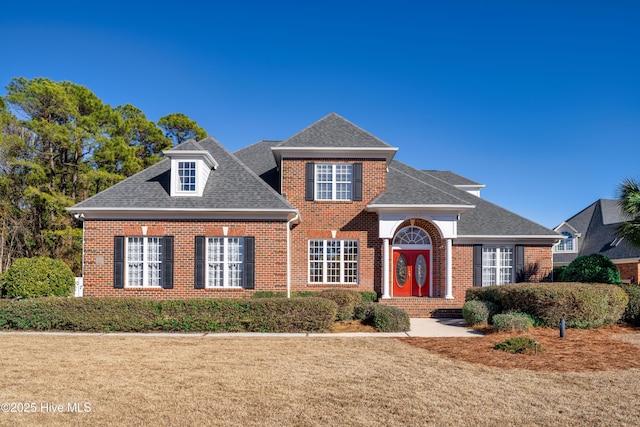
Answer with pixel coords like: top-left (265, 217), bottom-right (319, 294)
top-left (0, 318), bottom-right (482, 338)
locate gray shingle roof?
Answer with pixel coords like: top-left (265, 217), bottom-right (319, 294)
top-left (370, 161), bottom-right (473, 206)
top-left (234, 140), bottom-right (281, 192)
top-left (373, 162), bottom-right (557, 237)
top-left (71, 137), bottom-right (295, 212)
top-left (277, 112), bottom-right (393, 148)
top-left (555, 199), bottom-right (640, 264)
top-left (423, 170), bottom-right (481, 186)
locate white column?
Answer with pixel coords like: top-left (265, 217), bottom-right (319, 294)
top-left (382, 239), bottom-right (390, 299)
top-left (445, 238), bottom-right (454, 299)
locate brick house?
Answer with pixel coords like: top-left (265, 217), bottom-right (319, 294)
top-left (553, 199), bottom-right (640, 284)
top-left (69, 113), bottom-right (561, 316)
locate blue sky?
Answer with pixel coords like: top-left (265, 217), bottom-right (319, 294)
top-left (1, 0), bottom-right (639, 229)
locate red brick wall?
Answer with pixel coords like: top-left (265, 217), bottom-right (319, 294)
top-left (83, 220), bottom-right (288, 299)
top-left (281, 157), bottom-right (386, 293)
top-left (616, 262), bottom-right (640, 284)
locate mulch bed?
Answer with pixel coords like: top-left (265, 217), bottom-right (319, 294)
top-left (398, 324), bottom-right (640, 372)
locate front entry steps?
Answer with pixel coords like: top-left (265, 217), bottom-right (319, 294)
top-left (379, 297), bottom-right (463, 318)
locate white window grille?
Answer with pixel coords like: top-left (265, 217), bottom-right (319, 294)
top-left (206, 237), bottom-right (245, 287)
top-left (482, 246), bottom-right (513, 286)
top-left (126, 237), bottom-right (162, 287)
top-left (178, 161), bottom-right (197, 192)
top-left (555, 231), bottom-right (575, 252)
top-left (315, 164), bottom-right (353, 200)
top-left (308, 240), bottom-right (358, 284)
top-left (393, 227), bottom-right (431, 245)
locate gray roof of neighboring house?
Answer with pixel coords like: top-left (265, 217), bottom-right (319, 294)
top-left (277, 112), bottom-right (393, 148)
top-left (555, 199), bottom-right (640, 264)
top-left (71, 136), bottom-right (295, 212)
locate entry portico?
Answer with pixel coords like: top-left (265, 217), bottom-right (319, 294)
top-left (369, 207), bottom-right (474, 300)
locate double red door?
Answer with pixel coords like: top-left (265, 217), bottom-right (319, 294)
top-left (393, 250), bottom-right (430, 297)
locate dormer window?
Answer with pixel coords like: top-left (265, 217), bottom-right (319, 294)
top-left (178, 161), bottom-right (197, 192)
top-left (164, 141), bottom-right (218, 198)
top-left (555, 231), bottom-right (576, 253)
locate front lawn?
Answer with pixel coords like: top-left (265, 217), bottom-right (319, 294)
top-left (1, 331), bottom-right (639, 426)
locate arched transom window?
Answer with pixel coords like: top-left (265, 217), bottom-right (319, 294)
top-left (393, 226), bottom-right (431, 245)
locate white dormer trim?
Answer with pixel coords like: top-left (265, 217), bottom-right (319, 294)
top-left (163, 149), bottom-right (218, 197)
top-left (552, 222), bottom-right (580, 254)
top-left (454, 184), bottom-right (485, 198)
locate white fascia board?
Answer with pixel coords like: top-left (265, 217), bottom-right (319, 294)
top-left (455, 184), bottom-right (486, 190)
top-left (163, 149), bottom-right (218, 169)
top-left (366, 204), bottom-right (476, 215)
top-left (272, 146), bottom-right (398, 166)
top-left (455, 235), bottom-right (563, 244)
top-left (553, 221), bottom-right (579, 234)
top-left (68, 207), bottom-right (299, 221)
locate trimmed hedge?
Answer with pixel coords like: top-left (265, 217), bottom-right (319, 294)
top-left (0, 297), bottom-right (338, 333)
top-left (620, 284), bottom-right (640, 326)
top-left (491, 312), bottom-right (535, 332)
top-left (353, 302), bottom-right (410, 332)
top-left (462, 300), bottom-right (499, 326)
top-left (317, 289), bottom-right (364, 321)
top-left (466, 282), bottom-right (628, 328)
top-left (1, 257), bottom-right (74, 298)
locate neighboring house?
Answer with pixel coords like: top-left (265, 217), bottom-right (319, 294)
top-left (69, 113), bottom-right (561, 316)
top-left (553, 199), bottom-right (640, 284)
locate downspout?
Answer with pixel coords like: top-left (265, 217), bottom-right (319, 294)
top-left (286, 213), bottom-right (300, 299)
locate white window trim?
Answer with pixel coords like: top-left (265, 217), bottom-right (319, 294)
top-left (308, 239), bottom-right (359, 284)
top-left (482, 245), bottom-right (513, 286)
top-left (125, 237), bottom-right (163, 288)
top-left (315, 164), bottom-right (353, 201)
top-left (205, 237), bottom-right (245, 288)
top-left (554, 231), bottom-right (577, 253)
top-left (177, 161), bottom-right (197, 193)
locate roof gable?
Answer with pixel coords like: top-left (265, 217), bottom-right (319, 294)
top-left (70, 136), bottom-right (296, 219)
top-left (277, 112), bottom-right (392, 148)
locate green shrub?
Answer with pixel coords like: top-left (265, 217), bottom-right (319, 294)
top-left (561, 254), bottom-right (622, 284)
top-left (353, 301), bottom-right (376, 320)
top-left (462, 300), bottom-right (499, 326)
top-left (492, 312), bottom-right (535, 332)
top-left (0, 297), bottom-right (338, 333)
top-left (352, 302), bottom-right (409, 332)
top-left (466, 282), bottom-right (628, 328)
top-left (370, 305), bottom-right (410, 332)
top-left (359, 291), bottom-right (378, 303)
top-left (317, 289), bottom-right (363, 321)
top-left (552, 265), bottom-right (567, 282)
top-left (619, 284), bottom-right (640, 326)
top-left (1, 257), bottom-right (74, 298)
top-left (493, 336), bottom-right (541, 354)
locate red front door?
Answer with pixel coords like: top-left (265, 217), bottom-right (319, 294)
top-left (393, 250), bottom-right (430, 297)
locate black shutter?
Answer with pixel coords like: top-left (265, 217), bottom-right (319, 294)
top-left (473, 244), bottom-right (483, 287)
top-left (244, 236), bottom-right (255, 289)
top-left (305, 162), bottom-right (315, 201)
top-left (194, 236), bottom-right (205, 289)
top-left (162, 236), bottom-right (174, 289)
top-left (515, 245), bottom-right (525, 283)
top-left (353, 163), bottom-right (363, 201)
top-left (114, 236), bottom-right (125, 289)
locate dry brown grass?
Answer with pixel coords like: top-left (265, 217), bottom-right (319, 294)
top-left (0, 329), bottom-right (639, 426)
